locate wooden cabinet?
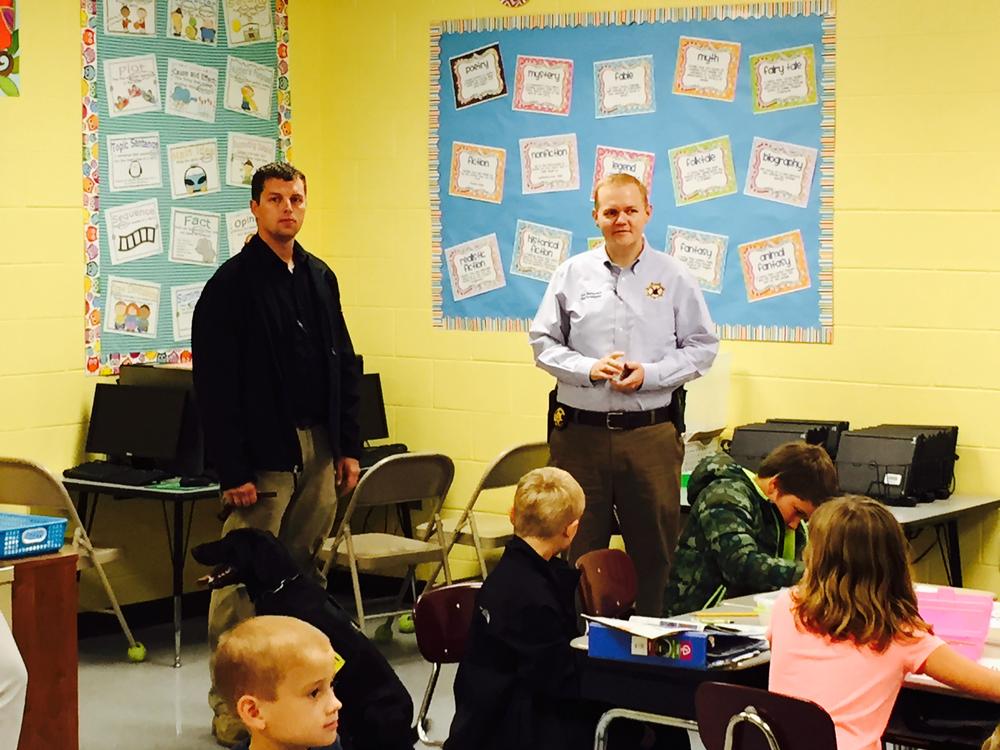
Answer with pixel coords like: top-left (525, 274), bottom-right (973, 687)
top-left (10, 551), bottom-right (78, 750)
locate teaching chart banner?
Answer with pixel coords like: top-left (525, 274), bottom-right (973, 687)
top-left (81, 0), bottom-right (293, 375)
top-left (430, 2), bottom-right (836, 342)
top-left (0, 0), bottom-right (18, 96)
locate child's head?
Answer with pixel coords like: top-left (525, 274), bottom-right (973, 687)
top-left (794, 495), bottom-right (929, 652)
top-left (757, 441), bottom-right (839, 528)
top-left (510, 467), bottom-right (584, 551)
top-left (213, 615), bottom-right (342, 749)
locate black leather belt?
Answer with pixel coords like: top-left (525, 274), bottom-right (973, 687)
top-left (554, 403), bottom-right (673, 431)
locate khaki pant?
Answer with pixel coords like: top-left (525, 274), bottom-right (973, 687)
top-left (551, 420), bottom-right (683, 616)
top-left (208, 426), bottom-right (338, 717)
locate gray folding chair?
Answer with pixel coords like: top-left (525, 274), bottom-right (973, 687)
top-left (319, 452), bottom-right (455, 631)
top-left (420, 441), bottom-right (549, 582)
top-left (0, 457), bottom-right (142, 659)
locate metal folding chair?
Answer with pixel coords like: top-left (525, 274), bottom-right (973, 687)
top-left (420, 441), bottom-right (549, 583)
top-left (0, 457), bottom-right (142, 659)
top-left (319, 452), bottom-right (454, 631)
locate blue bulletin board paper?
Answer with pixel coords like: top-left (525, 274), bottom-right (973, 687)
top-left (430, 2), bottom-right (836, 343)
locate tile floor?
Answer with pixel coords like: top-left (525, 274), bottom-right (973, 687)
top-left (78, 615), bottom-right (457, 750)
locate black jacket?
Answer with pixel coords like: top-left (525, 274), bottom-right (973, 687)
top-left (444, 536), bottom-right (587, 750)
top-left (192, 234), bottom-right (361, 490)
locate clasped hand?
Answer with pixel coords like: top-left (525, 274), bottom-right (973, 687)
top-left (589, 351), bottom-right (644, 392)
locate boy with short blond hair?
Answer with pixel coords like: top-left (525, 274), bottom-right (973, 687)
top-left (444, 467), bottom-right (590, 750)
top-left (213, 615), bottom-right (343, 750)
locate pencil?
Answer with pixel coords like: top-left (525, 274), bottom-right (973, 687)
top-left (693, 611), bottom-right (759, 618)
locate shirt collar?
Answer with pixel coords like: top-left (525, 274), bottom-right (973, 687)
top-left (601, 236), bottom-right (647, 272)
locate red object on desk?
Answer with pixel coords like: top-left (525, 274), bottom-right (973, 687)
top-left (11, 551), bottom-right (79, 750)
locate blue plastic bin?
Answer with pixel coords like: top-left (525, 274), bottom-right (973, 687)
top-left (0, 512), bottom-right (68, 560)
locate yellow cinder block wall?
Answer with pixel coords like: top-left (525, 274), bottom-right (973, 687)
top-left (1, 0), bottom-right (996, 606)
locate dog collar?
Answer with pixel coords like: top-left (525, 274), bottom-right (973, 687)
top-left (265, 573), bottom-right (301, 595)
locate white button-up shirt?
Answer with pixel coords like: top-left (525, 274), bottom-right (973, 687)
top-left (529, 240), bottom-right (719, 412)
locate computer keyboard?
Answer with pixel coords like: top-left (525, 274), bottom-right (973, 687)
top-left (63, 461), bottom-right (172, 486)
top-left (360, 443), bottom-right (409, 469)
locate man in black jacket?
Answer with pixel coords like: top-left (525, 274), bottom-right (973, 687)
top-left (192, 162), bottom-right (361, 747)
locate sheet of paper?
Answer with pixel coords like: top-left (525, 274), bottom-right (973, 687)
top-left (750, 45), bottom-right (818, 114)
top-left (444, 234), bottom-right (506, 301)
top-left (449, 141), bottom-right (506, 204)
top-left (171, 282), bottom-right (205, 341)
top-left (739, 229), bottom-right (811, 302)
top-left (104, 276), bottom-right (161, 338)
top-left (223, 55), bottom-right (274, 120)
top-left (167, 138), bottom-right (221, 199)
top-left (106, 132), bottom-right (162, 192)
top-left (672, 36), bottom-right (740, 102)
top-left (594, 55), bottom-right (655, 118)
top-left (226, 132), bottom-right (275, 187)
top-left (519, 133), bottom-right (579, 195)
top-left (169, 0), bottom-right (220, 45)
top-left (666, 226), bottom-right (728, 294)
top-left (512, 55), bottom-right (573, 115)
top-left (510, 220), bottom-right (571, 282)
top-left (104, 54), bottom-right (161, 117)
top-left (169, 207), bottom-right (220, 266)
top-left (744, 137), bottom-right (818, 208)
top-left (592, 145), bottom-right (655, 199)
top-left (583, 615), bottom-right (688, 640)
top-left (104, 0), bottom-right (155, 37)
top-left (165, 57), bottom-right (219, 123)
top-left (668, 135), bottom-right (737, 206)
top-left (450, 42), bottom-right (507, 109)
top-left (225, 208), bottom-right (257, 255)
top-left (223, 0), bottom-right (273, 47)
top-left (105, 198), bottom-right (163, 265)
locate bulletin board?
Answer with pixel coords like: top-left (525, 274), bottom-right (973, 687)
top-left (430, 2), bottom-right (835, 342)
top-left (81, 0), bottom-right (293, 375)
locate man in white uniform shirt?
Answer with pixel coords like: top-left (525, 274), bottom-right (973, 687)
top-left (529, 173), bottom-right (719, 614)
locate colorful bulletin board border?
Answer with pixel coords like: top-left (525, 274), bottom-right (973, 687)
top-left (430, 1), bottom-right (836, 343)
top-left (81, 0), bottom-right (294, 375)
top-left (0, 0), bottom-right (19, 96)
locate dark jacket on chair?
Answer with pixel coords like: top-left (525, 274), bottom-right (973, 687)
top-left (444, 536), bottom-right (587, 750)
top-left (192, 234), bottom-right (362, 490)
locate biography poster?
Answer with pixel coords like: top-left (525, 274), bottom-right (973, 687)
top-left (83, 0), bottom-right (293, 374)
top-left (429, 5), bottom-right (834, 340)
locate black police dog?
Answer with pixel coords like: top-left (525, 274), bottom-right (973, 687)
top-left (192, 528), bottom-right (415, 750)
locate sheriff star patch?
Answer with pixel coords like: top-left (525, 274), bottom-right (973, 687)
top-left (646, 281), bottom-right (665, 299)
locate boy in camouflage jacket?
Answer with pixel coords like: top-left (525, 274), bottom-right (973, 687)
top-left (662, 442), bottom-right (838, 616)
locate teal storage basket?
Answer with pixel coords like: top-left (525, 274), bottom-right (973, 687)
top-left (0, 512), bottom-right (68, 560)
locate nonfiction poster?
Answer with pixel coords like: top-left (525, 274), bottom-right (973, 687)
top-left (432, 3), bottom-right (835, 342)
top-left (82, 0), bottom-right (292, 374)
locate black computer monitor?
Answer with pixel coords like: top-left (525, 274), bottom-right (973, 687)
top-left (359, 373), bottom-right (389, 442)
top-left (86, 383), bottom-right (187, 464)
top-left (117, 365), bottom-right (207, 476)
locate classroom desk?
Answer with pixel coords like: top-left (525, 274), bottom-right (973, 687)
top-left (680, 491), bottom-right (1000, 588)
top-left (581, 594), bottom-right (1000, 748)
top-left (62, 477), bottom-right (220, 668)
top-left (890, 494), bottom-right (1000, 588)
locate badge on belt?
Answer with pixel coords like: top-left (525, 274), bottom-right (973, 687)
top-left (552, 406), bottom-right (567, 431)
